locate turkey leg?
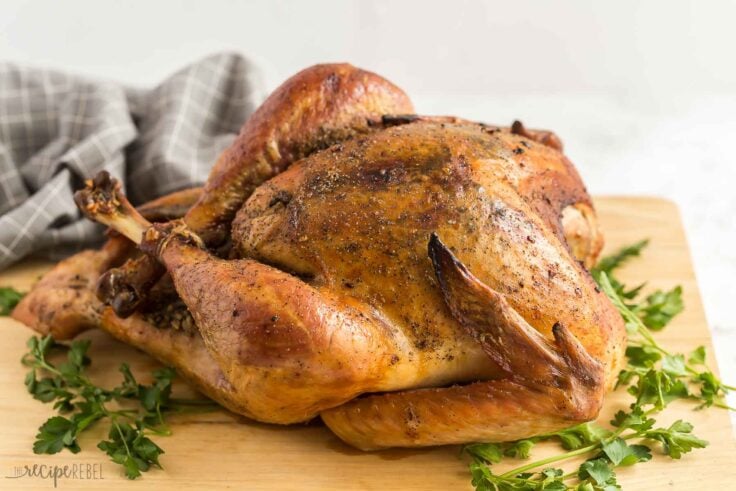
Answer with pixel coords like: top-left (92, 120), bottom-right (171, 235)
top-left (13, 186), bottom-right (202, 339)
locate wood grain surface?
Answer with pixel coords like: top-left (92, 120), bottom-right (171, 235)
top-left (0, 197), bottom-right (734, 489)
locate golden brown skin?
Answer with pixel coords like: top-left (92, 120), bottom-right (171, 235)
top-left (97, 310), bottom-right (244, 416)
top-left (321, 234), bottom-right (606, 449)
top-left (185, 63), bottom-right (415, 244)
top-left (230, 121), bottom-right (623, 446)
top-left (62, 117), bottom-right (624, 449)
top-left (13, 186), bottom-right (274, 418)
top-left (12, 239), bottom-right (129, 340)
top-left (100, 63), bottom-right (415, 316)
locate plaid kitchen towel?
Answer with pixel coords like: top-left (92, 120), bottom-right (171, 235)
top-left (0, 52), bottom-right (264, 270)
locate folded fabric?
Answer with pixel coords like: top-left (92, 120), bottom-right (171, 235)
top-left (0, 52), bottom-right (263, 270)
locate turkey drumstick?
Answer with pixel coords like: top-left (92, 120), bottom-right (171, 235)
top-left (12, 186), bottom-right (202, 340)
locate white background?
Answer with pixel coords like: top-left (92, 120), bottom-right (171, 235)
top-left (1, 0), bottom-right (734, 418)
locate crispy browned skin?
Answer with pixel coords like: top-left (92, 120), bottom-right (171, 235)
top-left (99, 63), bottom-right (415, 317)
top-left (64, 117), bottom-right (624, 448)
top-left (136, 187), bottom-right (203, 222)
top-left (230, 121), bottom-right (623, 446)
top-left (12, 238), bottom-right (130, 340)
top-left (97, 309), bottom-right (244, 415)
top-left (185, 63), bottom-right (415, 244)
top-left (321, 234), bottom-right (606, 449)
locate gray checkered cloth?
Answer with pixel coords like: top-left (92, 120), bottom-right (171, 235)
top-left (0, 53), bottom-right (264, 270)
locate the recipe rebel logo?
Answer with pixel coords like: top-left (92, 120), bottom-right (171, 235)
top-left (4, 462), bottom-right (103, 488)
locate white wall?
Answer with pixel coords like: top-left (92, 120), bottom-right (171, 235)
top-left (2, 0), bottom-right (736, 95)
top-left (2, 0), bottom-right (735, 415)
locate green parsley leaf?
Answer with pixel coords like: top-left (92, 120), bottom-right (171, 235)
top-left (624, 346), bottom-right (661, 368)
top-left (554, 422), bottom-right (611, 450)
top-left (601, 438), bottom-right (652, 466)
top-left (591, 239), bottom-right (649, 280)
top-left (464, 442), bottom-right (503, 464)
top-left (643, 420), bottom-right (708, 459)
top-left (0, 286), bottom-right (24, 315)
top-left (98, 422), bottom-right (164, 480)
top-left (21, 335), bottom-right (216, 479)
top-left (610, 406), bottom-right (655, 432)
top-left (117, 363), bottom-right (140, 398)
top-left (688, 346), bottom-right (706, 365)
top-left (33, 416), bottom-right (80, 454)
top-left (504, 439), bottom-right (537, 459)
top-left (661, 354), bottom-right (687, 377)
top-left (539, 468), bottom-right (566, 490)
top-left (694, 371), bottom-right (729, 409)
top-left (635, 287), bottom-right (684, 331)
top-left (578, 458), bottom-right (614, 486)
top-left (628, 368), bottom-right (689, 410)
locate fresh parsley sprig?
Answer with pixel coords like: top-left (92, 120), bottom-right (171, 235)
top-left (590, 239), bottom-right (648, 301)
top-left (22, 335), bottom-right (218, 479)
top-left (465, 240), bottom-right (730, 491)
top-left (465, 391), bottom-right (705, 490)
top-left (0, 286), bottom-right (25, 315)
top-left (599, 273), bottom-right (734, 411)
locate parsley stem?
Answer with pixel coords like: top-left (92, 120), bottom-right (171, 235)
top-left (110, 409), bottom-right (139, 417)
top-left (714, 401), bottom-right (736, 411)
top-left (112, 417), bottom-right (133, 458)
top-left (35, 359), bottom-right (63, 378)
top-left (498, 432), bottom-right (641, 478)
top-left (498, 443), bottom-right (598, 477)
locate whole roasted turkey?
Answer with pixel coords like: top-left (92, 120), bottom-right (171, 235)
top-left (13, 64), bottom-right (625, 450)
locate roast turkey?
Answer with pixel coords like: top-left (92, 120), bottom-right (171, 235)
top-left (13, 63), bottom-right (625, 451)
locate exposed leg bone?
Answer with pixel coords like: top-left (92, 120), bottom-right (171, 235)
top-left (15, 186), bottom-right (204, 337)
top-left (74, 171), bottom-right (150, 244)
top-left (74, 170), bottom-right (206, 255)
top-left (93, 187), bottom-right (202, 317)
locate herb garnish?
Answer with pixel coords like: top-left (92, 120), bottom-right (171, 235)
top-left (0, 286), bottom-right (25, 315)
top-left (22, 336), bottom-right (218, 479)
top-left (465, 240), bottom-right (732, 490)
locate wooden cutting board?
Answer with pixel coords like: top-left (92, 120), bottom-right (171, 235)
top-left (0, 197), bottom-right (734, 490)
